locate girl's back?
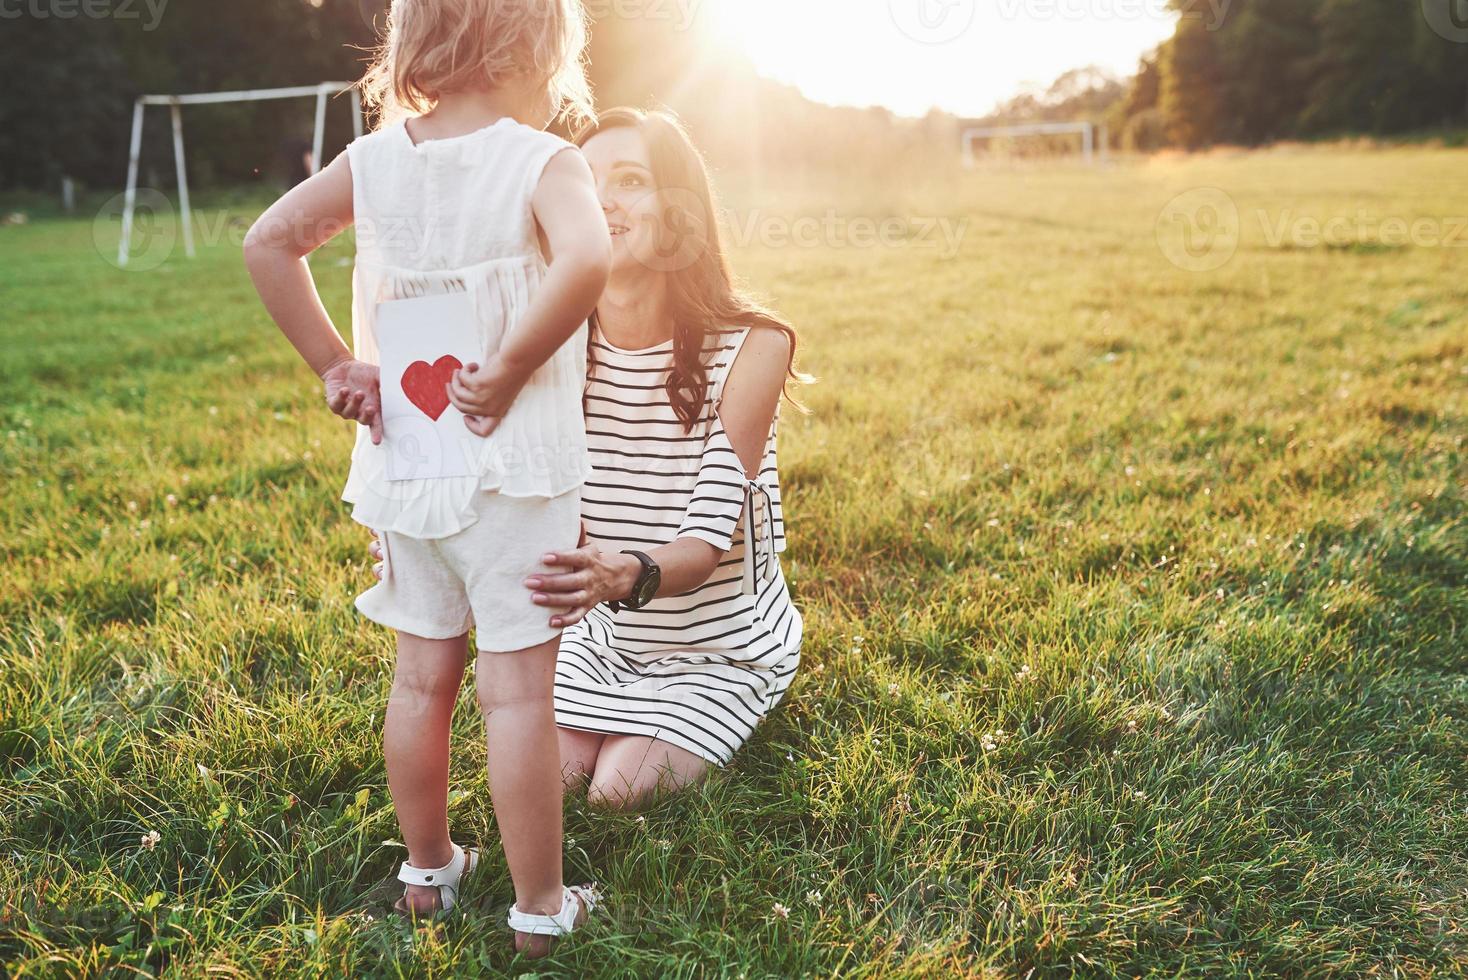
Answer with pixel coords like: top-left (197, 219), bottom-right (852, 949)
top-left (350, 117), bottom-right (569, 272)
top-left (341, 117), bottom-right (592, 538)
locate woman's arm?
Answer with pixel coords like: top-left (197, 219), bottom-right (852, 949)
top-left (447, 149), bottom-right (612, 437)
top-left (243, 153), bottom-right (384, 442)
top-left (527, 328), bottom-right (794, 627)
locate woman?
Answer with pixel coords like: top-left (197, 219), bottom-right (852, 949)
top-left (375, 107), bottom-right (807, 809)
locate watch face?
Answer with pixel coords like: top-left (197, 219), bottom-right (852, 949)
top-left (636, 567), bottom-right (661, 607)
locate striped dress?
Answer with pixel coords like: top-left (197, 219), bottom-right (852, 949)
top-left (552, 325), bottom-right (803, 766)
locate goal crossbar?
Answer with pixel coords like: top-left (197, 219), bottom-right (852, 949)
top-left (118, 82), bottom-right (363, 267)
top-left (961, 121), bottom-right (1107, 168)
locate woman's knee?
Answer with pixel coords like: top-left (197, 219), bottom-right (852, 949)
top-left (559, 728), bottom-right (603, 793)
top-left (589, 738), bottom-right (711, 808)
top-left (585, 778), bottom-right (648, 812)
top-left (585, 759), bottom-right (701, 811)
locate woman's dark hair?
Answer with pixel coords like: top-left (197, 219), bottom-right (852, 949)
top-left (574, 107), bottom-right (809, 432)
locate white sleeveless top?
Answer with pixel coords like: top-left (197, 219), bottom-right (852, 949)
top-left (340, 117), bottom-right (591, 539)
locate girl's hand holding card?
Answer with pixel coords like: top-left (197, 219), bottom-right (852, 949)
top-left (322, 358), bottom-right (386, 445)
top-left (447, 356), bottom-right (530, 438)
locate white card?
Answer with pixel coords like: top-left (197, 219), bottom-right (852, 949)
top-left (375, 292), bottom-right (485, 482)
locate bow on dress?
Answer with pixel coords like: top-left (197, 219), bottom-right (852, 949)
top-left (740, 478), bottom-right (778, 596)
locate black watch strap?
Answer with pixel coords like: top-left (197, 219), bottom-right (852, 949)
top-left (611, 550), bottom-right (660, 612)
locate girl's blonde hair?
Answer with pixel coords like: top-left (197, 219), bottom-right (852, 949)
top-left (361, 0), bottom-right (594, 129)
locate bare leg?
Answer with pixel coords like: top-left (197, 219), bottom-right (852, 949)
top-left (558, 727), bottom-right (606, 795)
top-left (587, 736), bottom-right (712, 812)
top-left (385, 631), bottom-right (469, 913)
top-left (475, 639), bottom-right (570, 928)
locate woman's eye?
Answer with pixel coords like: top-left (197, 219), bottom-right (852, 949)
top-left (619, 174), bottom-right (645, 188)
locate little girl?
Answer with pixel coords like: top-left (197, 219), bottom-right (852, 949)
top-left (243, 0), bottom-right (610, 953)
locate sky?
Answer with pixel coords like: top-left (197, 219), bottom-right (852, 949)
top-left (696, 0), bottom-right (1178, 118)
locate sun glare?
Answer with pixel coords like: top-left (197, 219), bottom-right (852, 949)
top-left (696, 0), bottom-right (1176, 118)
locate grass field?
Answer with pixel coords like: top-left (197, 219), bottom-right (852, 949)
top-left (1, 144), bottom-right (1464, 977)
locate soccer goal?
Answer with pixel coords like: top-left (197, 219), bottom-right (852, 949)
top-left (961, 121), bottom-right (1108, 168)
top-left (117, 82), bottom-right (364, 267)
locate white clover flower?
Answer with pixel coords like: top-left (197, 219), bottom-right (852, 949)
top-left (771, 902), bottom-right (791, 920)
top-left (805, 889), bottom-right (823, 906)
top-left (140, 830), bottom-right (161, 851)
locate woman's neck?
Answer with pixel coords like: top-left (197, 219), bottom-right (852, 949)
top-left (597, 272), bottom-right (675, 349)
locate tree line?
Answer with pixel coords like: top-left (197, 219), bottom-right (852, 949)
top-left (1119, 0), bottom-right (1468, 149)
top-left (0, 0), bottom-right (933, 193)
top-left (2, 0), bottom-right (1465, 192)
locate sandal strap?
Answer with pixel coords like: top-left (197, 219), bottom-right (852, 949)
top-left (397, 843), bottom-right (466, 889)
top-left (507, 884), bottom-right (600, 936)
top-left (569, 883), bottom-right (601, 915)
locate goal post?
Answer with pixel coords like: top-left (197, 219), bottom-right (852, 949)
top-left (961, 121), bottom-right (1109, 168)
top-left (117, 82), bottom-right (363, 267)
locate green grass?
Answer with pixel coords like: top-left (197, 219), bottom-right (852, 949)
top-left (1, 144), bottom-right (1464, 977)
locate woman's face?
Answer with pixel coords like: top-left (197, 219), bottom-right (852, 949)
top-left (581, 126), bottom-right (664, 275)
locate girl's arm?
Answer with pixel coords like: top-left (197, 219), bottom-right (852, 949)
top-left (243, 153), bottom-right (384, 443)
top-left (525, 328), bottom-right (793, 627)
top-left (447, 148), bottom-right (611, 437)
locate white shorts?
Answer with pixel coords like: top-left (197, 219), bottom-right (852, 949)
top-left (355, 489), bottom-right (582, 653)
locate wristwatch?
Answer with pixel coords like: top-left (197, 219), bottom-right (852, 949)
top-left (610, 551), bottom-right (661, 612)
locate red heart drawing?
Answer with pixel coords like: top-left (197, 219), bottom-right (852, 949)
top-left (400, 355), bottom-right (463, 422)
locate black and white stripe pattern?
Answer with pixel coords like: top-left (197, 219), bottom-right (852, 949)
top-left (553, 327), bottom-right (802, 766)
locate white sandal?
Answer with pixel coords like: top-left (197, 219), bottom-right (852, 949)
top-left (507, 883), bottom-right (600, 939)
top-left (393, 842), bottom-right (480, 918)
